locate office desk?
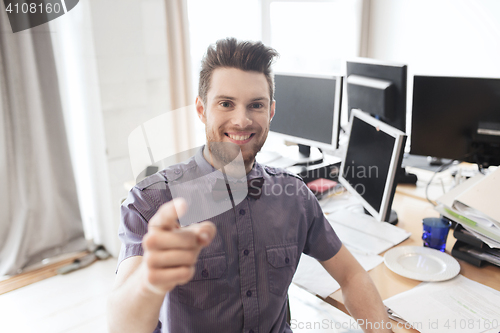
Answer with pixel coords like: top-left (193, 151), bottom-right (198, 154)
top-left (323, 184), bottom-right (500, 333)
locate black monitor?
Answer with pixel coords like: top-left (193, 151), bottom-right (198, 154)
top-left (270, 73), bottom-right (343, 162)
top-left (346, 58), bottom-right (407, 133)
top-left (411, 75), bottom-right (500, 167)
top-left (339, 110), bottom-right (407, 223)
top-left (346, 58), bottom-right (416, 184)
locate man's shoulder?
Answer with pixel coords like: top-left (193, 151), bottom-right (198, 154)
top-left (135, 158), bottom-right (198, 191)
top-left (135, 172), bottom-right (168, 191)
top-left (262, 165), bottom-right (304, 183)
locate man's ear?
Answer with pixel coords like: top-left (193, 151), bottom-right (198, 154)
top-left (270, 100), bottom-right (276, 122)
top-left (195, 96), bottom-right (207, 124)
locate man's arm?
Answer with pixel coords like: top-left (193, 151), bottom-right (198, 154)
top-left (107, 199), bottom-right (216, 333)
top-left (320, 245), bottom-right (392, 333)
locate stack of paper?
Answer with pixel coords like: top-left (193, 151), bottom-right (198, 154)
top-left (384, 275), bottom-right (500, 333)
top-left (326, 210), bottom-right (411, 255)
top-left (292, 209), bottom-right (411, 298)
top-left (436, 167), bottom-right (500, 248)
top-left (292, 247), bottom-right (384, 298)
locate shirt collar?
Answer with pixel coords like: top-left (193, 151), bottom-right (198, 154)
top-left (194, 145), bottom-right (265, 184)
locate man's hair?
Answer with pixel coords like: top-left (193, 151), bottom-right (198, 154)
top-left (198, 37), bottom-right (279, 105)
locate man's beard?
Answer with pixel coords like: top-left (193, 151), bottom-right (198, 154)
top-left (205, 126), bottom-right (269, 171)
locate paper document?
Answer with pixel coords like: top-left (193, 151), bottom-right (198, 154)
top-left (326, 210), bottom-right (411, 255)
top-left (464, 227), bottom-right (500, 249)
top-left (453, 167), bottom-right (500, 227)
top-left (436, 169), bottom-right (500, 248)
top-left (319, 193), bottom-right (365, 214)
top-left (384, 275), bottom-right (500, 333)
top-left (453, 201), bottom-right (494, 228)
top-left (436, 173), bottom-right (484, 208)
top-left (292, 254), bottom-right (340, 298)
top-left (292, 247), bottom-right (384, 298)
top-left (436, 204), bottom-right (500, 248)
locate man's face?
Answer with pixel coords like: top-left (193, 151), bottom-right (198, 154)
top-left (196, 68), bottom-right (275, 170)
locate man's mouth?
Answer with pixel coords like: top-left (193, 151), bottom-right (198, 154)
top-left (224, 132), bottom-right (255, 144)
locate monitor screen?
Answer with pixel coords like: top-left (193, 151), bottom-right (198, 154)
top-left (339, 110), bottom-right (407, 222)
top-left (346, 59), bottom-right (407, 133)
top-left (270, 73), bottom-right (342, 150)
top-left (411, 75), bottom-right (500, 166)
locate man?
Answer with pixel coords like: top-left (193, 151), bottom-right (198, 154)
top-left (108, 38), bottom-right (392, 333)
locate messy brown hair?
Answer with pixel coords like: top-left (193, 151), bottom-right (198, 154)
top-left (198, 37), bottom-right (279, 106)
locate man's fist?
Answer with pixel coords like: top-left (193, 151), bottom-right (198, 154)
top-left (141, 198), bottom-right (216, 295)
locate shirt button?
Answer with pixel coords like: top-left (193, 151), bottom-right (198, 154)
top-left (249, 330), bottom-right (254, 333)
top-left (285, 257), bottom-right (290, 264)
top-left (239, 209), bottom-right (246, 216)
top-left (174, 169), bottom-right (181, 174)
top-left (246, 290), bottom-right (252, 297)
top-left (243, 249), bottom-right (249, 256)
top-left (201, 269), bottom-right (209, 278)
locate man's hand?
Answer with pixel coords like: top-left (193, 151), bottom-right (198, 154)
top-left (141, 198), bottom-right (217, 295)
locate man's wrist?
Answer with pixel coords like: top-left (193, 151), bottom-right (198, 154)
top-left (137, 264), bottom-right (169, 298)
top-left (142, 279), bottom-right (168, 296)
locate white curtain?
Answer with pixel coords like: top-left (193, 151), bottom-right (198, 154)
top-left (165, 0), bottom-right (196, 153)
top-left (49, 0), bottom-right (116, 256)
top-left (0, 13), bottom-right (86, 275)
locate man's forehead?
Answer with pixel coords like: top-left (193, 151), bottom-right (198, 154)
top-left (208, 68), bottom-right (270, 101)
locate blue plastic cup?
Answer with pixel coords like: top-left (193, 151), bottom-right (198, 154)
top-left (422, 217), bottom-right (452, 252)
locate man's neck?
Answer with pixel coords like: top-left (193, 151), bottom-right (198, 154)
top-left (203, 145), bottom-right (254, 175)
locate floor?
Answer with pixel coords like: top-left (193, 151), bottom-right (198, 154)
top-left (0, 258), bottom-right (360, 333)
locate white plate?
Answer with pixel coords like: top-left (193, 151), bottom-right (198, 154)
top-left (384, 246), bottom-right (460, 281)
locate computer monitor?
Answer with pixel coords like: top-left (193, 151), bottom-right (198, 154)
top-left (339, 110), bottom-right (407, 223)
top-left (346, 58), bottom-right (417, 184)
top-left (411, 75), bottom-right (500, 168)
top-left (346, 58), bottom-right (407, 133)
top-left (270, 73), bottom-right (343, 163)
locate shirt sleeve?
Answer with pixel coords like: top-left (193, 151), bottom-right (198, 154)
top-left (301, 183), bottom-right (342, 261)
top-left (117, 184), bottom-right (170, 272)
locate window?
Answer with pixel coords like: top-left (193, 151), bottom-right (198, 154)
top-left (187, 0), bottom-right (365, 84)
top-left (187, 0), bottom-right (261, 145)
top-left (264, 0), bottom-right (364, 75)
top-left (186, 0), bottom-right (365, 137)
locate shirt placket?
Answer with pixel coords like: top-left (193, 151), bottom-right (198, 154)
top-left (235, 198), bottom-right (260, 333)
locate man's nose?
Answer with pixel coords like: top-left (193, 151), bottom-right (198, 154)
top-left (231, 106), bottom-right (252, 128)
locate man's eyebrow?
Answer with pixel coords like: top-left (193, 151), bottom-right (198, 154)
top-left (249, 97), bottom-right (268, 102)
top-left (213, 95), bottom-right (269, 102)
top-left (213, 95), bottom-right (236, 100)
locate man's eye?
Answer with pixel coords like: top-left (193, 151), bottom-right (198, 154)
top-left (251, 103), bottom-right (263, 109)
top-left (220, 102), bottom-right (231, 107)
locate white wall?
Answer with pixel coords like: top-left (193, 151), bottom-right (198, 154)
top-left (88, 0), bottom-right (173, 255)
top-left (367, 0), bottom-right (500, 78)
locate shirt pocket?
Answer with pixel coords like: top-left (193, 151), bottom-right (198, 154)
top-left (177, 252), bottom-right (228, 310)
top-left (266, 244), bottom-right (298, 296)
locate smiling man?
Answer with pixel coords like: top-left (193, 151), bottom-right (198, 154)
top-left (200, 67), bottom-right (273, 173)
top-left (108, 38), bottom-right (392, 333)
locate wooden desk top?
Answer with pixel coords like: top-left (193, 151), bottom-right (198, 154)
top-left (324, 186), bottom-right (500, 333)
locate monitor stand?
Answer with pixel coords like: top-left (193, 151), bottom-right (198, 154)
top-left (429, 157), bottom-right (444, 166)
top-left (387, 209), bottom-right (399, 225)
top-left (363, 208), bottom-right (398, 225)
top-left (397, 166), bottom-right (418, 184)
top-left (282, 144), bottom-right (324, 166)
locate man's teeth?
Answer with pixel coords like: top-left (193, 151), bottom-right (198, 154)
top-left (228, 134), bottom-right (251, 141)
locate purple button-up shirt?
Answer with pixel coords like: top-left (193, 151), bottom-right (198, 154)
top-left (118, 147), bottom-right (342, 333)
